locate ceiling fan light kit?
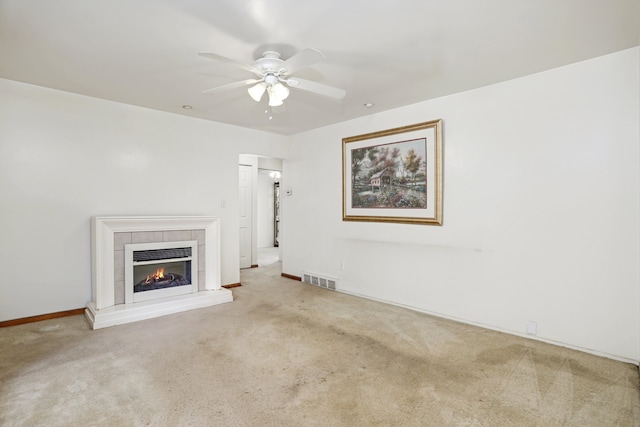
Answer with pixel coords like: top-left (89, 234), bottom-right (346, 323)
top-left (247, 82), bottom-right (266, 102)
top-left (199, 48), bottom-right (346, 106)
top-left (266, 82), bottom-right (289, 106)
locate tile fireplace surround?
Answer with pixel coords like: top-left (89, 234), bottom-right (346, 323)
top-left (85, 216), bottom-right (233, 329)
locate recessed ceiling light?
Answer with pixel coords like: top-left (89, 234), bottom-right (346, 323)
top-left (364, 103), bottom-right (374, 108)
top-left (182, 105), bottom-right (193, 110)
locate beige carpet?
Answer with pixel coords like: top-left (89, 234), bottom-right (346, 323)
top-left (1, 262), bottom-right (638, 426)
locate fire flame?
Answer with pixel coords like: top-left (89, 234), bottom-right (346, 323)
top-left (144, 267), bottom-right (165, 284)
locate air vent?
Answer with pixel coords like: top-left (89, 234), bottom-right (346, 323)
top-left (301, 271), bottom-right (339, 291)
top-left (133, 247), bottom-right (192, 262)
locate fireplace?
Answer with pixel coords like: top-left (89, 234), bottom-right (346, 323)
top-left (86, 216), bottom-right (233, 329)
top-left (125, 240), bottom-right (198, 303)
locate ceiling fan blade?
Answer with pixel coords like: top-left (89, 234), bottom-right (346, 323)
top-left (198, 52), bottom-right (261, 74)
top-left (280, 48), bottom-right (325, 75)
top-left (287, 78), bottom-right (346, 100)
top-left (202, 78), bottom-right (262, 94)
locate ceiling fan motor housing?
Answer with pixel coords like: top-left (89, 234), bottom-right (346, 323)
top-left (256, 51), bottom-right (286, 75)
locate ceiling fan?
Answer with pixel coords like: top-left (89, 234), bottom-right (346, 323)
top-left (198, 48), bottom-right (346, 107)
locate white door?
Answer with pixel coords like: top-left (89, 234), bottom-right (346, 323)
top-left (239, 164), bottom-right (252, 268)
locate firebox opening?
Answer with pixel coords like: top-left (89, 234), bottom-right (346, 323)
top-left (125, 240), bottom-right (199, 304)
top-left (133, 260), bottom-right (192, 293)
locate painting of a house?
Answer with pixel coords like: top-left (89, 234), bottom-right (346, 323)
top-left (349, 137), bottom-right (428, 209)
top-left (370, 168), bottom-right (393, 190)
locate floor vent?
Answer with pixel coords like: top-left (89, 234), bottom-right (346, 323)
top-left (302, 271), bottom-right (338, 291)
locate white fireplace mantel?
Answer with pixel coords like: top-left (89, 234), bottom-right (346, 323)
top-left (86, 216), bottom-right (233, 329)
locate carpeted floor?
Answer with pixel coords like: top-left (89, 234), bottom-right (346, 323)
top-left (257, 246), bottom-right (280, 266)
top-left (1, 262), bottom-right (638, 426)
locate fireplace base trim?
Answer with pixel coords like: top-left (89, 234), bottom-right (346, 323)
top-left (85, 288), bottom-right (233, 330)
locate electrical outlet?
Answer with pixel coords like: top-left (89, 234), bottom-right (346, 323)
top-left (527, 321), bottom-right (537, 335)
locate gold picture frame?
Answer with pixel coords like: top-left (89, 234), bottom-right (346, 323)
top-left (342, 120), bottom-right (443, 225)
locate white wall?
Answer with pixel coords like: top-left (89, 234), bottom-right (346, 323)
top-left (282, 48), bottom-right (640, 362)
top-left (257, 170), bottom-right (276, 248)
top-left (0, 79), bottom-right (289, 321)
top-left (258, 157), bottom-right (283, 172)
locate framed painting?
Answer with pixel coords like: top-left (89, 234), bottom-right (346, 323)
top-left (342, 120), bottom-right (443, 225)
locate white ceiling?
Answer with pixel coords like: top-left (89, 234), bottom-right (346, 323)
top-left (1, 0), bottom-right (638, 135)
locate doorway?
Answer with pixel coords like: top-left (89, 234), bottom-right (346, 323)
top-left (257, 168), bottom-right (281, 266)
top-left (238, 155), bottom-right (283, 270)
